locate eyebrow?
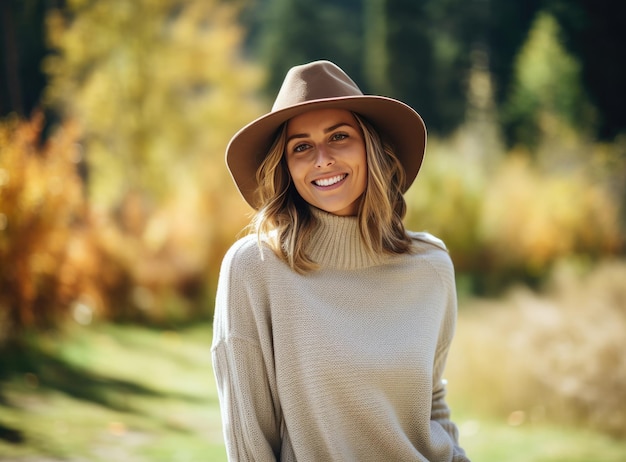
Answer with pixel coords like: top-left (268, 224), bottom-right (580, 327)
top-left (286, 122), bottom-right (354, 144)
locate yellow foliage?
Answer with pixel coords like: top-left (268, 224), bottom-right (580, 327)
top-left (0, 112), bottom-right (251, 338)
top-left (0, 113), bottom-right (90, 334)
top-left (480, 151), bottom-right (622, 273)
top-left (406, 121), bottom-right (624, 291)
top-left (11, 0), bottom-right (267, 327)
top-left (43, 0), bottom-right (265, 209)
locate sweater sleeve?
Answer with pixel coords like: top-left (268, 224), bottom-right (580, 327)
top-left (211, 237), bottom-right (282, 461)
top-left (429, 247), bottom-right (471, 462)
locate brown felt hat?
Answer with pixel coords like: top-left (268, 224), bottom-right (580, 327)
top-left (226, 60), bottom-right (427, 209)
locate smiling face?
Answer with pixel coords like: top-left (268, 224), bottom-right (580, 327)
top-left (285, 108), bottom-right (367, 216)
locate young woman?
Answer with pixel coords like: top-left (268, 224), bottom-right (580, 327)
top-left (212, 60), bottom-right (470, 461)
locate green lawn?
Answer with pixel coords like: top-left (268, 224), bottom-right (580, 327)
top-left (1, 322), bottom-right (624, 461)
top-left (0, 323), bottom-right (226, 461)
top-left (456, 416), bottom-right (626, 462)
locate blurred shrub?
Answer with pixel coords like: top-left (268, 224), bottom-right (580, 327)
top-left (88, 185), bottom-right (250, 324)
top-left (0, 0), bottom-right (266, 335)
top-left (406, 122), bottom-right (625, 294)
top-left (447, 258), bottom-right (626, 438)
top-left (480, 149), bottom-right (621, 273)
top-left (0, 113), bottom-right (250, 343)
top-left (405, 133), bottom-right (487, 275)
top-left (0, 113), bottom-right (88, 337)
top-left (406, 10), bottom-right (624, 295)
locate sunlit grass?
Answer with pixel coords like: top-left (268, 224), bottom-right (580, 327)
top-left (0, 322), bottom-right (226, 461)
top-left (2, 299), bottom-right (625, 461)
top-left (453, 414), bottom-right (626, 462)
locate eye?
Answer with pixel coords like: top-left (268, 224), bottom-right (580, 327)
top-left (330, 132), bottom-right (348, 142)
top-left (292, 142), bottom-right (311, 153)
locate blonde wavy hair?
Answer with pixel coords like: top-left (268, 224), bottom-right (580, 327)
top-left (251, 112), bottom-right (413, 273)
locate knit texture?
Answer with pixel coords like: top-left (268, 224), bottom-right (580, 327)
top-left (212, 208), bottom-right (470, 461)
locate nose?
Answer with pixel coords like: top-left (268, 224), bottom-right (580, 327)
top-left (315, 146), bottom-right (335, 168)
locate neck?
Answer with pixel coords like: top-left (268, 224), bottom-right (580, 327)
top-left (306, 207), bottom-right (386, 270)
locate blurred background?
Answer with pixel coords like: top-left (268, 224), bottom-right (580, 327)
top-left (1, 0), bottom-right (625, 460)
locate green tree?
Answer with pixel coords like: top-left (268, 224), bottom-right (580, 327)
top-left (363, 0), bottom-right (390, 95)
top-left (43, 0), bottom-right (263, 209)
top-left (501, 12), bottom-right (595, 148)
top-left (253, 0), bottom-right (365, 96)
top-left (246, 0), bottom-right (625, 142)
top-left (482, 0), bottom-right (542, 108)
top-left (0, 0), bottom-right (49, 117)
top-left (547, 0), bottom-right (626, 140)
top-left (384, 0), bottom-right (471, 135)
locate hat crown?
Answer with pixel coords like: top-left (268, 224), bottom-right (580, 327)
top-left (271, 61), bottom-right (364, 112)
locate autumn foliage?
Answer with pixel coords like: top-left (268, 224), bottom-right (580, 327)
top-left (0, 114), bottom-right (233, 341)
top-left (0, 113), bottom-right (88, 334)
top-left (0, 1), bottom-right (624, 338)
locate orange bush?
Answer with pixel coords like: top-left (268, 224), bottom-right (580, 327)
top-left (0, 114), bottom-right (223, 342)
top-left (0, 112), bottom-right (91, 336)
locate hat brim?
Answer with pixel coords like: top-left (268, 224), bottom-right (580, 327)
top-left (226, 95), bottom-right (427, 209)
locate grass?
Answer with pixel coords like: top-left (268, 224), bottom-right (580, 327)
top-left (456, 417), bottom-right (626, 462)
top-left (0, 322), bottom-right (226, 461)
top-left (1, 311), bottom-right (625, 461)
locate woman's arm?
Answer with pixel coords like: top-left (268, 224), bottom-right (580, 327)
top-left (430, 247), bottom-right (471, 461)
top-left (431, 371), bottom-right (469, 461)
top-left (212, 338), bottom-right (281, 460)
top-left (211, 237), bottom-right (282, 461)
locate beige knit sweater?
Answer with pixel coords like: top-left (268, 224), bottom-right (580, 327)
top-left (211, 208), bottom-right (469, 461)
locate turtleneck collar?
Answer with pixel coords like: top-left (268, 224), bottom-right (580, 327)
top-left (307, 207), bottom-right (387, 270)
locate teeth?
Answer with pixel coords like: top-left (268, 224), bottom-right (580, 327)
top-left (314, 175), bottom-right (345, 187)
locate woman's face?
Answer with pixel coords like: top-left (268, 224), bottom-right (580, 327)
top-left (285, 108), bottom-right (367, 216)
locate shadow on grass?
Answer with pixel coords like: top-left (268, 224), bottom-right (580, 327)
top-left (0, 330), bottom-right (209, 454)
top-left (0, 337), bottom-right (192, 415)
top-left (0, 422), bottom-right (24, 444)
top-left (101, 321), bottom-right (212, 372)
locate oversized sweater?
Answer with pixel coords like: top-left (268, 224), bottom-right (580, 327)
top-left (211, 207), bottom-right (469, 461)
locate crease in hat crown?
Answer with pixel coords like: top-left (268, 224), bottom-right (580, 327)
top-left (271, 61), bottom-right (364, 111)
top-left (226, 60), bottom-right (427, 209)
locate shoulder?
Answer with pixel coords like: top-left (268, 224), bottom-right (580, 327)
top-left (405, 231), bottom-right (455, 280)
top-left (222, 234), bottom-right (262, 265)
top-left (407, 230), bottom-right (449, 253)
top-left (220, 233), bottom-right (282, 276)
top-left (216, 235), bottom-right (271, 306)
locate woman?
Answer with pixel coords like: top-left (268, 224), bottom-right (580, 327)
top-left (212, 60), bottom-right (469, 461)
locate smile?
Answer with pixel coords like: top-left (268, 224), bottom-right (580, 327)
top-left (313, 174), bottom-right (347, 187)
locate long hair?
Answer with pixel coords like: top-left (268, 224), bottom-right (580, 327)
top-left (252, 112), bottom-right (413, 273)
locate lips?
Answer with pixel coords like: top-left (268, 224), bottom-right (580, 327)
top-left (313, 174), bottom-right (347, 187)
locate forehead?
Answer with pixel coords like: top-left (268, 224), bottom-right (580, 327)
top-left (286, 108), bottom-right (356, 134)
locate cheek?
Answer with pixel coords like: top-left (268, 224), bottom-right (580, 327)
top-left (286, 158), bottom-right (305, 183)
top-left (355, 149), bottom-right (368, 178)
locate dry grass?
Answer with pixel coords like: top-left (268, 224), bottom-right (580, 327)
top-left (447, 258), bottom-right (626, 439)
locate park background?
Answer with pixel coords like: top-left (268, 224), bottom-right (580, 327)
top-left (1, 0), bottom-right (625, 460)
